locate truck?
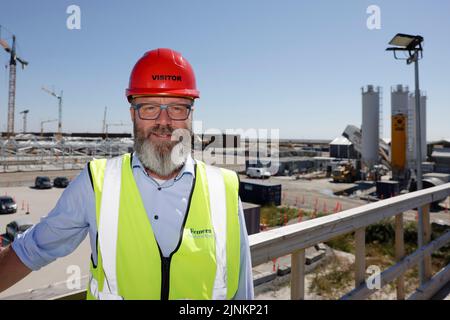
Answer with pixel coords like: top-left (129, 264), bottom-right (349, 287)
top-left (332, 161), bottom-right (357, 183)
top-left (246, 167), bottom-right (271, 179)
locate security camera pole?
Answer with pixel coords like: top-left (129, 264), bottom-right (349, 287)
top-left (387, 33), bottom-right (426, 285)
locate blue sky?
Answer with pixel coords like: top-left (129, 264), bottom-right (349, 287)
top-left (0, 0), bottom-right (449, 140)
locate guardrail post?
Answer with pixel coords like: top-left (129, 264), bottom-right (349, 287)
top-left (395, 213), bottom-right (405, 300)
top-left (291, 249), bottom-right (306, 300)
top-left (422, 204), bottom-right (432, 281)
top-left (355, 228), bottom-right (366, 288)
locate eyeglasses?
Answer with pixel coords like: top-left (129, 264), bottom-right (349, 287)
top-left (131, 102), bottom-right (193, 120)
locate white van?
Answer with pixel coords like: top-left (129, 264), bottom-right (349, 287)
top-left (246, 167), bottom-right (271, 179)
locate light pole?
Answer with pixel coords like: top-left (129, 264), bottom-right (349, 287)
top-left (386, 33), bottom-right (425, 284)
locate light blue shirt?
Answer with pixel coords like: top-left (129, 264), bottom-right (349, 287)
top-left (12, 153), bottom-right (254, 299)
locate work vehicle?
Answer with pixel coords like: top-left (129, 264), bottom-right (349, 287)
top-left (35, 176), bottom-right (52, 189)
top-left (53, 176), bottom-right (70, 188)
top-left (332, 162), bottom-right (357, 183)
top-left (0, 196), bottom-right (17, 214)
top-left (246, 167), bottom-right (271, 179)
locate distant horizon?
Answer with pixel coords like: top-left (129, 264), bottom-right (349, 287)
top-left (3, 130), bottom-right (450, 144)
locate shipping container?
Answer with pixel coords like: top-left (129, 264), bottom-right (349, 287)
top-left (242, 202), bottom-right (261, 235)
top-left (376, 180), bottom-right (400, 199)
top-left (239, 180), bottom-right (282, 206)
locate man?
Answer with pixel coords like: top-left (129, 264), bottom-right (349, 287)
top-left (0, 48), bottom-right (254, 300)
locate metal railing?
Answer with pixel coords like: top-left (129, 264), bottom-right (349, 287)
top-left (250, 182), bottom-right (450, 299)
top-left (16, 182), bottom-right (450, 300)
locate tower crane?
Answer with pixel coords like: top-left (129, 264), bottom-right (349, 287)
top-left (0, 26), bottom-right (28, 137)
top-left (102, 106), bottom-right (107, 133)
top-left (41, 86), bottom-right (63, 139)
top-left (19, 109), bottom-right (29, 133)
top-left (40, 119), bottom-right (58, 137)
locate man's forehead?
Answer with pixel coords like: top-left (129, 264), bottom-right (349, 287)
top-left (132, 96), bottom-right (193, 104)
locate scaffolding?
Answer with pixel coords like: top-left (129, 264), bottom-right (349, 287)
top-left (0, 134), bottom-right (133, 173)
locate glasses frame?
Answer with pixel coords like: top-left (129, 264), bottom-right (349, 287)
top-left (131, 102), bottom-right (193, 121)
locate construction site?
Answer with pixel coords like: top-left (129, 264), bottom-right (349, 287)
top-left (1, 7), bottom-right (450, 301)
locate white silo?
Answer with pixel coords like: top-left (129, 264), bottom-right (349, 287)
top-left (391, 84), bottom-right (409, 115)
top-left (361, 85), bottom-right (381, 169)
top-left (408, 92), bottom-right (427, 166)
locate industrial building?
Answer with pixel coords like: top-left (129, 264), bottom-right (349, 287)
top-left (329, 136), bottom-right (357, 159)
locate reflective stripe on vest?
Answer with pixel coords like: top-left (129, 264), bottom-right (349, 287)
top-left (86, 154), bottom-right (240, 300)
top-left (98, 156), bottom-right (122, 298)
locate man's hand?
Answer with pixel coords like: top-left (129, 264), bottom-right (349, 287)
top-left (0, 245), bottom-right (32, 293)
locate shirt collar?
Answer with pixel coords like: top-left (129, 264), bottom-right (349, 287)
top-left (131, 152), bottom-right (196, 180)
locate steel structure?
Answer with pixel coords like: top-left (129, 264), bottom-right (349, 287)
top-left (0, 135), bottom-right (133, 173)
top-left (19, 109), bottom-right (29, 133)
top-left (0, 27), bottom-right (28, 137)
top-left (41, 87), bottom-right (63, 139)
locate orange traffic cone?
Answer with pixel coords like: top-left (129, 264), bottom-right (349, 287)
top-left (298, 209), bottom-right (303, 222)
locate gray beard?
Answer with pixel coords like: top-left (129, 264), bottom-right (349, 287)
top-left (134, 128), bottom-right (192, 177)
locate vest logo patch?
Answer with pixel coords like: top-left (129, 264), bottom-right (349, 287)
top-left (189, 228), bottom-right (213, 238)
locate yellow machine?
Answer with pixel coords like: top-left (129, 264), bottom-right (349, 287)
top-left (332, 161), bottom-right (357, 183)
top-left (391, 114), bottom-right (407, 180)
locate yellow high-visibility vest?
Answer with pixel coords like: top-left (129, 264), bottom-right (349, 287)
top-left (86, 153), bottom-right (240, 300)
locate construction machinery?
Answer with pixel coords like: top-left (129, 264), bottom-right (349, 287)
top-left (102, 106), bottom-right (108, 134)
top-left (343, 124), bottom-right (391, 169)
top-left (40, 119), bottom-right (58, 137)
top-left (41, 87), bottom-right (63, 139)
top-left (19, 109), bottom-right (29, 133)
top-left (0, 26), bottom-right (28, 137)
top-left (332, 161), bottom-right (357, 183)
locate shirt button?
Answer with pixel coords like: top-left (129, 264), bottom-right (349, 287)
top-left (158, 187), bottom-right (162, 191)
top-left (154, 215), bottom-right (159, 220)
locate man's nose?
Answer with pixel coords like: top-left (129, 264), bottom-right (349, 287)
top-left (155, 108), bottom-right (171, 125)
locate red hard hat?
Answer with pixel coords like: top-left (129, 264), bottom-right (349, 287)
top-left (126, 48), bottom-right (199, 102)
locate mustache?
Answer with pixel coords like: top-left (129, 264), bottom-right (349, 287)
top-left (148, 125), bottom-right (175, 136)
top-left (134, 123), bottom-right (192, 144)
top-left (136, 125), bottom-right (177, 142)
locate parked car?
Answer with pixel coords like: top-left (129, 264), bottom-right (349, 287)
top-left (0, 196), bottom-right (17, 214)
top-left (35, 176), bottom-right (52, 189)
top-left (53, 176), bottom-right (70, 188)
top-left (6, 218), bottom-right (33, 241)
top-left (246, 167), bottom-right (271, 179)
